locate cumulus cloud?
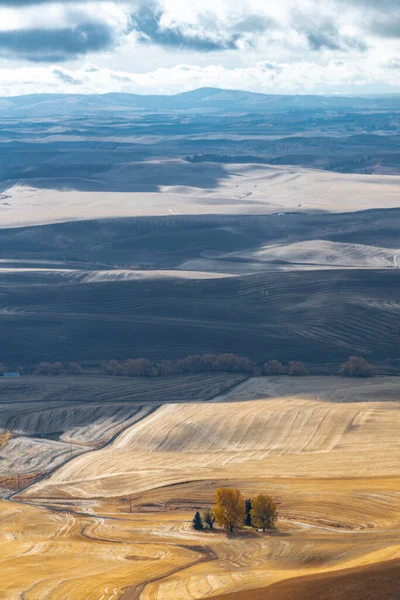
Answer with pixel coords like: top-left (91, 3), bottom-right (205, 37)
top-left (0, 0), bottom-right (386, 63)
top-left (129, 4), bottom-right (238, 51)
top-left (305, 25), bottom-right (367, 52)
top-left (127, 2), bottom-right (276, 51)
top-left (0, 0), bottom-right (397, 93)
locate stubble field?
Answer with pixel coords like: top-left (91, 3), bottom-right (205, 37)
top-left (0, 376), bottom-right (396, 599)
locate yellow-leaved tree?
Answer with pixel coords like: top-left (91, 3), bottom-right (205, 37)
top-left (250, 494), bottom-right (277, 531)
top-left (213, 488), bottom-right (245, 532)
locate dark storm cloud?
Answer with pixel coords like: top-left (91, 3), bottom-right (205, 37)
top-left (0, 22), bottom-right (115, 62)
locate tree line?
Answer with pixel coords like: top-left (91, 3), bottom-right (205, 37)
top-left (35, 362), bottom-right (83, 375)
top-left (0, 355), bottom-right (376, 378)
top-left (100, 355), bottom-right (311, 377)
top-left (101, 354), bottom-right (255, 377)
top-left (193, 488), bottom-right (277, 533)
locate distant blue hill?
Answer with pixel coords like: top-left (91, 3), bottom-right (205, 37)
top-left (1, 87), bottom-right (400, 117)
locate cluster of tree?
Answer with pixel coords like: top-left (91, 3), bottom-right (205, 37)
top-left (101, 358), bottom-right (157, 377)
top-left (339, 356), bottom-right (375, 378)
top-left (263, 360), bottom-right (308, 376)
top-left (193, 488), bottom-right (277, 533)
top-left (35, 362), bottom-right (83, 375)
top-left (101, 354), bottom-right (255, 377)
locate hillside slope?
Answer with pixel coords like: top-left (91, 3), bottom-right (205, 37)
top-left (1, 268), bottom-right (399, 365)
top-left (23, 380), bottom-right (400, 499)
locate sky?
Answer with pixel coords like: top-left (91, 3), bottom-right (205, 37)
top-left (0, 0), bottom-right (399, 96)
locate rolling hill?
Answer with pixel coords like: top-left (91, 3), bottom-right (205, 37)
top-left (2, 88), bottom-right (400, 117)
top-left (0, 267), bottom-right (399, 366)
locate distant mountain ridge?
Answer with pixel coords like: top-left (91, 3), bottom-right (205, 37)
top-left (1, 87), bottom-right (400, 117)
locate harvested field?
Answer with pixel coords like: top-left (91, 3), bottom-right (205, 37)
top-left (1, 376), bottom-right (398, 599)
top-left (0, 374), bottom-right (244, 478)
top-left (2, 209), bottom-right (400, 269)
top-left (22, 378), bottom-right (400, 498)
top-left (209, 239), bottom-right (400, 270)
top-left (1, 193), bottom-right (400, 369)
top-left (212, 375), bottom-right (400, 403)
top-left (1, 269), bottom-right (400, 366)
top-left (3, 485), bottom-right (399, 600)
top-left (0, 373), bottom-right (243, 406)
top-left (2, 163), bottom-right (400, 228)
top-left (0, 500), bottom-right (201, 600)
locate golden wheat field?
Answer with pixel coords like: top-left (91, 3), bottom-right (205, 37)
top-left (2, 376), bottom-right (399, 599)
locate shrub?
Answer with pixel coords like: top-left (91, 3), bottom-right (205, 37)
top-left (339, 356), bottom-right (375, 377)
top-left (100, 360), bottom-right (120, 375)
top-left (51, 362), bottom-right (64, 375)
top-left (113, 363), bottom-right (127, 376)
top-left (66, 362), bottom-right (83, 375)
top-left (288, 361), bottom-right (308, 376)
top-left (263, 360), bottom-right (286, 375)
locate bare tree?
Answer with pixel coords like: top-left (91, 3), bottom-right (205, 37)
top-left (339, 356), bottom-right (375, 377)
